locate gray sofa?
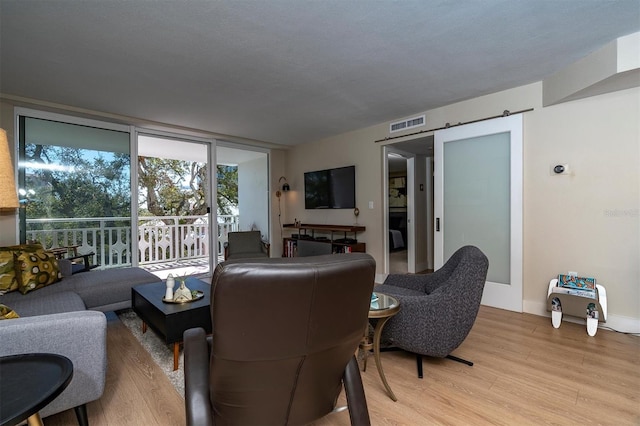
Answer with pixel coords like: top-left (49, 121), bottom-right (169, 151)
top-left (0, 263), bottom-right (159, 425)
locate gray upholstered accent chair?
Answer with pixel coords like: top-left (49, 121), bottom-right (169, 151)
top-left (223, 230), bottom-right (270, 260)
top-left (374, 245), bottom-right (489, 378)
top-left (183, 253), bottom-right (375, 426)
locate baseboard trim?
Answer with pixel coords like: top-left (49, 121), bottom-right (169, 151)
top-left (415, 261), bottom-right (430, 273)
top-left (524, 299), bottom-right (640, 334)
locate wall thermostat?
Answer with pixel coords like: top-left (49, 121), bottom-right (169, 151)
top-left (551, 163), bottom-right (570, 175)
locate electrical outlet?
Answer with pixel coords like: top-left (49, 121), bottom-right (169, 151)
top-left (368, 201), bottom-right (374, 209)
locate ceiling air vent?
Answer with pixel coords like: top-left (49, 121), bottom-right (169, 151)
top-left (390, 115), bottom-right (425, 133)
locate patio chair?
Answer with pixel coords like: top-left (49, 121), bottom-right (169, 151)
top-left (223, 230), bottom-right (270, 260)
top-left (183, 253), bottom-right (376, 426)
top-left (58, 252), bottom-right (99, 275)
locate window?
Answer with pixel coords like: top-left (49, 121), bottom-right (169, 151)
top-left (18, 113), bottom-right (132, 267)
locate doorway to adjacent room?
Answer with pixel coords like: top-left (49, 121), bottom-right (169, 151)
top-left (383, 137), bottom-right (433, 276)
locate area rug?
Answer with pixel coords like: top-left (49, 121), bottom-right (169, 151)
top-left (117, 309), bottom-right (185, 397)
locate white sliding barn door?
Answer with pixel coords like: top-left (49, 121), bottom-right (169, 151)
top-left (434, 115), bottom-right (523, 312)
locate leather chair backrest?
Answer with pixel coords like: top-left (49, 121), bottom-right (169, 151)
top-left (209, 253), bottom-right (375, 425)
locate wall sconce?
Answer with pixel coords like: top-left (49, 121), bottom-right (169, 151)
top-left (279, 176), bottom-right (290, 192)
top-left (276, 176), bottom-right (290, 198)
top-left (0, 129), bottom-right (19, 212)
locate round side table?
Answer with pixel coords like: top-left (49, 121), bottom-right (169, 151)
top-left (360, 292), bottom-right (400, 401)
top-left (0, 353), bottom-right (73, 426)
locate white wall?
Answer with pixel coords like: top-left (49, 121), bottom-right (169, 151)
top-left (285, 124), bottom-right (387, 275)
top-left (238, 155), bottom-right (269, 239)
top-left (284, 82), bottom-right (640, 330)
top-left (525, 86), bottom-right (639, 326)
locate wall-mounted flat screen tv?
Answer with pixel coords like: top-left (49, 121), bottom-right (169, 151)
top-left (304, 165), bottom-right (355, 209)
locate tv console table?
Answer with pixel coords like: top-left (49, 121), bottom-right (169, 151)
top-left (282, 223), bottom-right (366, 257)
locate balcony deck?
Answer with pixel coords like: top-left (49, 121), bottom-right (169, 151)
top-left (139, 256), bottom-right (214, 280)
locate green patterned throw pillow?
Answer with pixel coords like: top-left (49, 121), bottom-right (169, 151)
top-left (0, 303), bottom-right (19, 319)
top-left (0, 250), bottom-right (19, 293)
top-left (0, 244), bottom-right (42, 293)
top-left (16, 249), bottom-right (62, 294)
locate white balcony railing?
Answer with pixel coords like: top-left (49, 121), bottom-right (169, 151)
top-left (26, 214), bottom-right (240, 269)
top-left (26, 217), bottom-right (132, 268)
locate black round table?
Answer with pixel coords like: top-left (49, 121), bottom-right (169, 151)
top-left (0, 353), bottom-right (73, 426)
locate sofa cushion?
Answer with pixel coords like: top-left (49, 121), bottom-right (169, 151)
top-left (0, 275), bottom-right (77, 308)
top-left (0, 303), bottom-right (20, 319)
top-left (7, 291), bottom-right (85, 317)
top-left (16, 249), bottom-right (62, 294)
top-left (70, 267), bottom-right (159, 309)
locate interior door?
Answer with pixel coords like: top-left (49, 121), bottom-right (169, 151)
top-left (383, 146), bottom-right (416, 274)
top-left (434, 115), bottom-right (523, 312)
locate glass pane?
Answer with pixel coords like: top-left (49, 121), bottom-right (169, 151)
top-left (19, 117), bottom-right (131, 268)
top-left (217, 146), bottom-right (269, 263)
top-left (137, 135), bottom-right (210, 277)
top-left (443, 132), bottom-right (510, 284)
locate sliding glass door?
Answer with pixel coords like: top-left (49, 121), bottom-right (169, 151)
top-left (136, 132), bottom-right (214, 278)
top-left (16, 109), bottom-right (269, 278)
top-left (216, 143), bottom-right (269, 257)
top-left (17, 110), bottom-right (132, 268)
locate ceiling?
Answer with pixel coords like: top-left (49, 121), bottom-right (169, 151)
top-left (1, 1), bottom-right (638, 147)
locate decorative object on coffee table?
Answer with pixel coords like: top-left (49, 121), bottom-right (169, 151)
top-left (173, 277), bottom-right (193, 302)
top-left (163, 291), bottom-right (205, 304)
top-left (165, 274), bottom-right (175, 300)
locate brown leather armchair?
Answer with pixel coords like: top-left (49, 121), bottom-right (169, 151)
top-left (184, 253), bottom-right (376, 426)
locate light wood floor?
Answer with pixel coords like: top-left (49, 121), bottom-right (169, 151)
top-left (389, 249), bottom-right (408, 274)
top-left (45, 306), bottom-right (639, 425)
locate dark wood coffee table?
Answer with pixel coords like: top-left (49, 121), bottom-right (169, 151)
top-left (0, 353), bottom-right (73, 426)
top-left (132, 277), bottom-right (212, 370)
